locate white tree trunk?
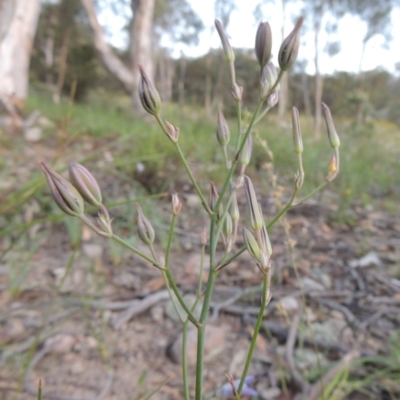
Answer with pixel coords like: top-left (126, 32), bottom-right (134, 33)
top-left (80, 0), bottom-right (134, 90)
top-left (81, 0), bottom-right (155, 112)
top-left (0, 0), bottom-right (41, 109)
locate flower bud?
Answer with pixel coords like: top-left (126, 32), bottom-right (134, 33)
top-left (278, 17), bottom-right (303, 71)
top-left (230, 191), bottom-right (240, 221)
top-left (171, 193), bottom-right (182, 215)
top-left (291, 107), bottom-right (303, 154)
top-left (97, 212), bottom-right (113, 237)
top-left (267, 90), bottom-right (279, 108)
top-left (138, 65), bottom-right (161, 116)
top-left (216, 110), bottom-right (230, 146)
top-left (255, 21), bottom-right (272, 68)
top-left (243, 227), bottom-right (260, 262)
top-left (135, 203), bottom-right (155, 245)
top-left (326, 153), bottom-right (338, 182)
top-left (165, 121), bottom-right (180, 143)
top-left (231, 83), bottom-right (243, 102)
top-left (69, 162), bottom-right (102, 207)
top-left (215, 19), bottom-right (235, 62)
top-left (259, 214), bottom-right (272, 256)
top-left (224, 212), bottom-right (233, 238)
top-left (322, 103), bottom-right (340, 149)
top-left (240, 134), bottom-right (253, 167)
top-left (244, 175), bottom-right (263, 231)
top-left (41, 162), bottom-right (84, 217)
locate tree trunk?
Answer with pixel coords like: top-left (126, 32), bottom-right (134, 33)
top-left (130, 0), bottom-right (155, 111)
top-left (81, 0), bottom-right (155, 112)
top-left (178, 56), bottom-right (186, 105)
top-left (0, 0), bottom-right (41, 110)
top-left (80, 0), bottom-right (134, 92)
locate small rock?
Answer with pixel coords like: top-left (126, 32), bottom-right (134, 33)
top-left (38, 116), bottom-right (55, 128)
top-left (168, 325), bottom-right (226, 365)
top-left (349, 251), bottom-right (382, 268)
top-left (258, 387), bottom-right (281, 399)
top-left (299, 277), bottom-right (325, 291)
top-left (45, 334), bottom-right (76, 354)
top-left (150, 305), bottom-right (164, 323)
top-left (311, 269), bottom-right (332, 288)
top-left (24, 127), bottom-right (42, 141)
top-left (82, 243), bottom-right (103, 259)
top-left (113, 271), bottom-right (141, 289)
top-left (295, 348), bottom-right (327, 371)
top-left (184, 194), bottom-right (201, 208)
top-left (69, 361), bottom-right (84, 375)
top-left (8, 319), bottom-right (25, 337)
top-left (276, 296), bottom-right (299, 314)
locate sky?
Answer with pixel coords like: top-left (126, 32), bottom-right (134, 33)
top-left (102, 0), bottom-right (400, 75)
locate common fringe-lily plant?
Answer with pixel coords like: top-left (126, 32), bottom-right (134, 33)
top-left (41, 16), bottom-right (340, 400)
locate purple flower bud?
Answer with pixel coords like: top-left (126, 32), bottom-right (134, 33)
top-left (322, 103), bottom-right (340, 149)
top-left (215, 19), bottom-right (235, 62)
top-left (136, 203), bottom-right (155, 245)
top-left (278, 17), bottom-right (303, 71)
top-left (138, 65), bottom-right (161, 116)
top-left (41, 162), bottom-right (84, 217)
top-left (255, 21), bottom-right (272, 68)
top-left (217, 110), bottom-right (230, 146)
top-left (69, 162), bottom-right (102, 207)
top-left (291, 107), bottom-right (303, 154)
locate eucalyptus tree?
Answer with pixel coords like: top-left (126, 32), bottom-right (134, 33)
top-left (80, 0), bottom-right (202, 112)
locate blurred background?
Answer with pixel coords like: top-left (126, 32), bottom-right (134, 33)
top-left (1, 0), bottom-right (400, 399)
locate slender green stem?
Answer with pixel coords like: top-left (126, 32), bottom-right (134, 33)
top-left (293, 181), bottom-right (328, 206)
top-left (229, 61), bottom-right (236, 86)
top-left (216, 246), bottom-right (246, 271)
top-left (253, 105), bottom-right (271, 126)
top-left (162, 271), bottom-right (184, 324)
top-left (215, 100), bottom-right (264, 216)
top-left (236, 272), bottom-right (269, 396)
top-left (213, 190), bottom-right (235, 255)
top-left (174, 143), bottom-right (212, 215)
top-left (234, 100), bottom-right (243, 154)
top-left (195, 214), bottom-right (219, 400)
top-left (182, 319), bottom-right (190, 400)
top-left (164, 268), bottom-right (200, 326)
top-left (165, 214), bottom-right (177, 264)
top-left (154, 114), bottom-right (212, 215)
top-left (195, 269), bottom-right (218, 400)
top-left (198, 244), bottom-right (205, 296)
top-left (267, 188), bottom-right (298, 230)
top-left (111, 234), bottom-right (162, 268)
